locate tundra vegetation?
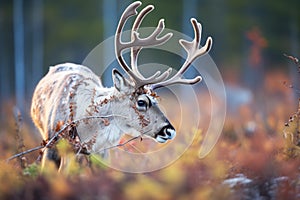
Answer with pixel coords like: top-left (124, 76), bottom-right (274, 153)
top-left (1, 59), bottom-right (299, 199)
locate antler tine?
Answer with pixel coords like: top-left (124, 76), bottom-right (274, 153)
top-left (115, 1), bottom-right (173, 89)
top-left (178, 18), bottom-right (212, 74)
top-left (151, 18), bottom-right (212, 90)
top-left (131, 5), bottom-right (154, 78)
top-left (131, 15), bottom-right (174, 84)
top-left (115, 1), bottom-right (142, 83)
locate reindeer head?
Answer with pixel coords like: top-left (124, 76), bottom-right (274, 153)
top-left (111, 1), bottom-right (212, 143)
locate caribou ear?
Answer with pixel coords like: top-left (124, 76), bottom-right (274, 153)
top-left (112, 68), bottom-right (131, 92)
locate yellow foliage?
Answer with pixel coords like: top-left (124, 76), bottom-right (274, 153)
top-left (0, 161), bottom-right (22, 199)
top-left (283, 110), bottom-right (300, 157)
top-left (109, 170), bottom-right (125, 182)
top-left (123, 175), bottom-right (170, 200)
top-left (202, 148), bottom-right (229, 180)
top-left (56, 139), bottom-right (81, 175)
top-left (49, 173), bottom-right (72, 198)
top-left (89, 153), bottom-right (108, 170)
top-left (191, 128), bottom-right (203, 144)
top-left (158, 164), bottom-right (185, 190)
top-left (178, 128), bottom-right (203, 164)
top-left (211, 161), bottom-right (228, 179)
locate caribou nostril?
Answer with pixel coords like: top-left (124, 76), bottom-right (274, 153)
top-left (155, 124), bottom-right (176, 143)
top-left (165, 127), bottom-right (176, 139)
top-left (166, 128), bottom-right (176, 138)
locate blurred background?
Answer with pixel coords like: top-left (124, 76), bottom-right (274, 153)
top-left (0, 0), bottom-right (299, 119)
top-left (1, 1), bottom-right (300, 199)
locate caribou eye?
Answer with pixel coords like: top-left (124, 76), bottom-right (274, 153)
top-left (136, 95), bottom-right (150, 111)
top-left (138, 100), bottom-right (146, 107)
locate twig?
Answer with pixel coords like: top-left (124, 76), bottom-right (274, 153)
top-left (283, 53), bottom-right (300, 93)
top-left (7, 114), bottom-right (128, 162)
top-left (42, 114), bottom-right (127, 152)
top-left (284, 53), bottom-right (300, 72)
top-left (96, 135), bottom-right (142, 153)
top-left (95, 128), bottom-right (152, 153)
top-left (13, 106), bottom-right (27, 168)
top-left (7, 134), bottom-right (142, 164)
top-left (6, 146), bottom-right (44, 162)
top-left (283, 81), bottom-right (300, 93)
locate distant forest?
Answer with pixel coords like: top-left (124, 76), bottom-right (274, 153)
top-left (0, 0), bottom-right (299, 118)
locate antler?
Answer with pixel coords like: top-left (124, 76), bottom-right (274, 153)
top-left (151, 18), bottom-right (213, 90)
top-left (115, 1), bottom-right (173, 89)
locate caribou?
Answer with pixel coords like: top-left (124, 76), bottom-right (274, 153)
top-left (30, 1), bottom-right (212, 169)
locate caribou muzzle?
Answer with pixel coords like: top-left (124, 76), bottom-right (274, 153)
top-left (155, 122), bottom-right (176, 143)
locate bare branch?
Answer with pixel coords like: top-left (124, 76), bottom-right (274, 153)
top-left (96, 135), bottom-right (142, 153)
top-left (42, 114), bottom-right (128, 153)
top-left (284, 53), bottom-right (300, 73)
top-left (6, 114), bottom-right (128, 163)
top-left (6, 146), bottom-right (44, 162)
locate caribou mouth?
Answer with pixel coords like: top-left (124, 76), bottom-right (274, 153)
top-left (155, 125), bottom-right (176, 143)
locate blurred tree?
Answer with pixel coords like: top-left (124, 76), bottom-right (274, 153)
top-left (101, 0), bottom-right (117, 85)
top-left (243, 26), bottom-right (267, 90)
top-left (30, 0), bottom-right (44, 94)
top-left (181, 0), bottom-right (197, 83)
top-left (288, 20), bottom-right (299, 101)
top-left (0, 1), bottom-right (9, 110)
top-left (13, 0), bottom-right (25, 111)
